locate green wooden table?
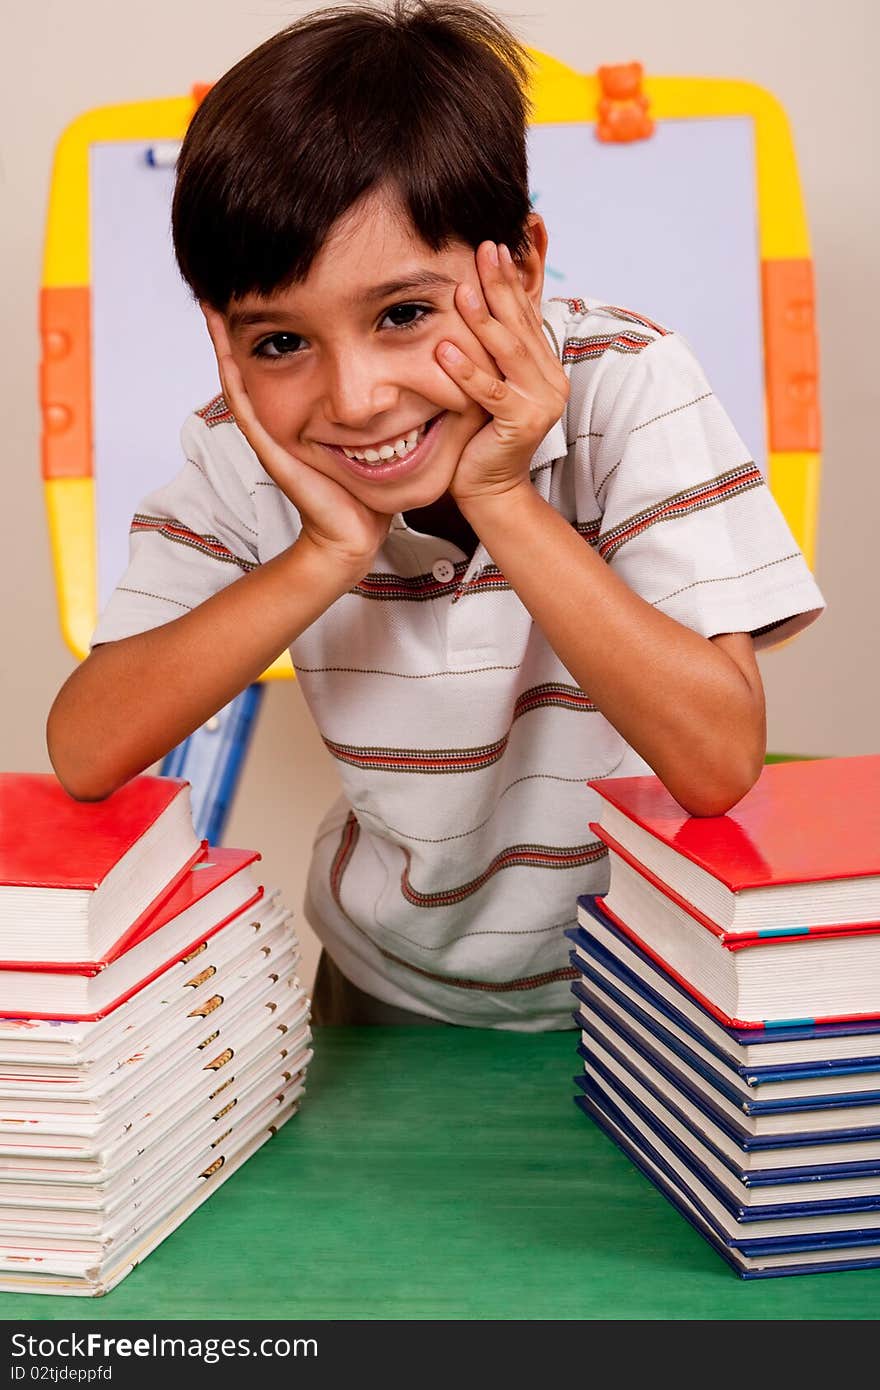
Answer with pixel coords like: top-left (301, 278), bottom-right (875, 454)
top-left (2, 1025), bottom-right (878, 1320)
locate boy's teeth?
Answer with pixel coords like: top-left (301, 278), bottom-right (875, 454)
top-left (342, 422), bottom-right (427, 464)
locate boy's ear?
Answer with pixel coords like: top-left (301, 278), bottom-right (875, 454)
top-left (515, 212), bottom-right (549, 313)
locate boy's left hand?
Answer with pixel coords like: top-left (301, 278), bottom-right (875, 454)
top-left (438, 242), bottom-right (569, 506)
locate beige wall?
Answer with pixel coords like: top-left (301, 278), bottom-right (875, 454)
top-left (3, 0), bottom-right (876, 990)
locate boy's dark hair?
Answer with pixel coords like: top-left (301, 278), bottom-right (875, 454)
top-left (172, 0), bottom-right (534, 308)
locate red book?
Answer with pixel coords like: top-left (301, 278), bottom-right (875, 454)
top-left (0, 774), bottom-right (202, 964)
top-left (589, 754), bottom-right (880, 934)
top-left (586, 755), bottom-right (880, 1025)
top-left (0, 848), bottom-right (263, 1021)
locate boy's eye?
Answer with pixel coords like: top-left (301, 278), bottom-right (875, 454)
top-left (381, 302), bottom-right (434, 331)
top-left (253, 332), bottom-right (304, 359)
top-left (251, 303), bottom-right (434, 360)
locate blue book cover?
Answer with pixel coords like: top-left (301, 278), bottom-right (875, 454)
top-left (581, 1043), bottom-right (880, 1192)
top-left (572, 1006), bottom-right (878, 1156)
top-left (575, 1082), bottom-right (880, 1279)
top-left (570, 960), bottom-right (880, 1108)
top-left (576, 1063), bottom-right (880, 1220)
top-left (574, 992), bottom-right (880, 1147)
top-left (575, 1078), bottom-right (880, 1244)
top-left (572, 977), bottom-right (880, 1115)
top-left (575, 1007), bottom-right (880, 1163)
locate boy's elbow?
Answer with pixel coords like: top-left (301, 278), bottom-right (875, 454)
top-left (673, 691), bottom-right (766, 817)
top-left (673, 747), bottom-right (765, 819)
top-left (53, 770), bottom-right (118, 804)
top-left (679, 783), bottom-right (753, 819)
top-left (47, 743), bottom-right (116, 805)
top-left (46, 704), bottom-right (120, 804)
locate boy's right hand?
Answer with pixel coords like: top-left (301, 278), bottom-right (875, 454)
top-left (202, 305), bottom-right (392, 585)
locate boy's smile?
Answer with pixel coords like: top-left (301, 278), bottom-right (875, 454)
top-left (222, 188), bottom-right (545, 515)
top-left (318, 409), bottom-right (448, 483)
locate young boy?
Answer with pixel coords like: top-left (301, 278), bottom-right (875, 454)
top-left (47, 0), bottom-right (825, 1030)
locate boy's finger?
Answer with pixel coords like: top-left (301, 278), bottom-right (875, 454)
top-left (197, 305), bottom-right (305, 490)
top-left (476, 242), bottom-right (544, 337)
top-left (199, 304), bottom-right (256, 433)
top-left (200, 302), bottom-right (233, 359)
top-left (475, 243), bottom-right (560, 374)
top-left (437, 342), bottom-right (547, 438)
top-left (200, 304), bottom-right (240, 406)
top-left (454, 278), bottom-right (562, 397)
top-left (227, 398), bottom-right (311, 503)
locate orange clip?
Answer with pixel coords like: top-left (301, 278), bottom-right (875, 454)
top-left (191, 82), bottom-right (214, 108)
top-left (762, 260), bottom-right (821, 452)
top-left (597, 62), bottom-right (654, 143)
top-left (39, 286), bottom-right (92, 480)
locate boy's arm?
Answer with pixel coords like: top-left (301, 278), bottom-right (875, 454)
top-left (455, 485), bottom-right (765, 817)
top-left (47, 537), bottom-right (361, 801)
top-left (439, 242), bottom-right (818, 816)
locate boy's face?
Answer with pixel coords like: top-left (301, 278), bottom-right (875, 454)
top-left (222, 188), bottom-right (548, 516)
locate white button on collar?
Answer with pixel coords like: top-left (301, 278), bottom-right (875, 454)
top-left (431, 558), bottom-right (456, 584)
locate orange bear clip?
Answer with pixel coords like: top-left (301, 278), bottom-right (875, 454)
top-left (597, 62), bottom-right (654, 143)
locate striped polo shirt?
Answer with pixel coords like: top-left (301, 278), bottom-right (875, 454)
top-left (91, 297), bottom-right (825, 1030)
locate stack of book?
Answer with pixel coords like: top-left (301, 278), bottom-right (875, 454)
top-left (568, 753), bottom-right (880, 1279)
top-left (0, 772), bottom-right (312, 1296)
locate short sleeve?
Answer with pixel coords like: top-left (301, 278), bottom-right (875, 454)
top-left (588, 332), bottom-right (825, 650)
top-left (90, 410), bottom-right (261, 648)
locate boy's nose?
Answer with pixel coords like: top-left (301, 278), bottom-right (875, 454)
top-left (322, 356), bottom-right (399, 431)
